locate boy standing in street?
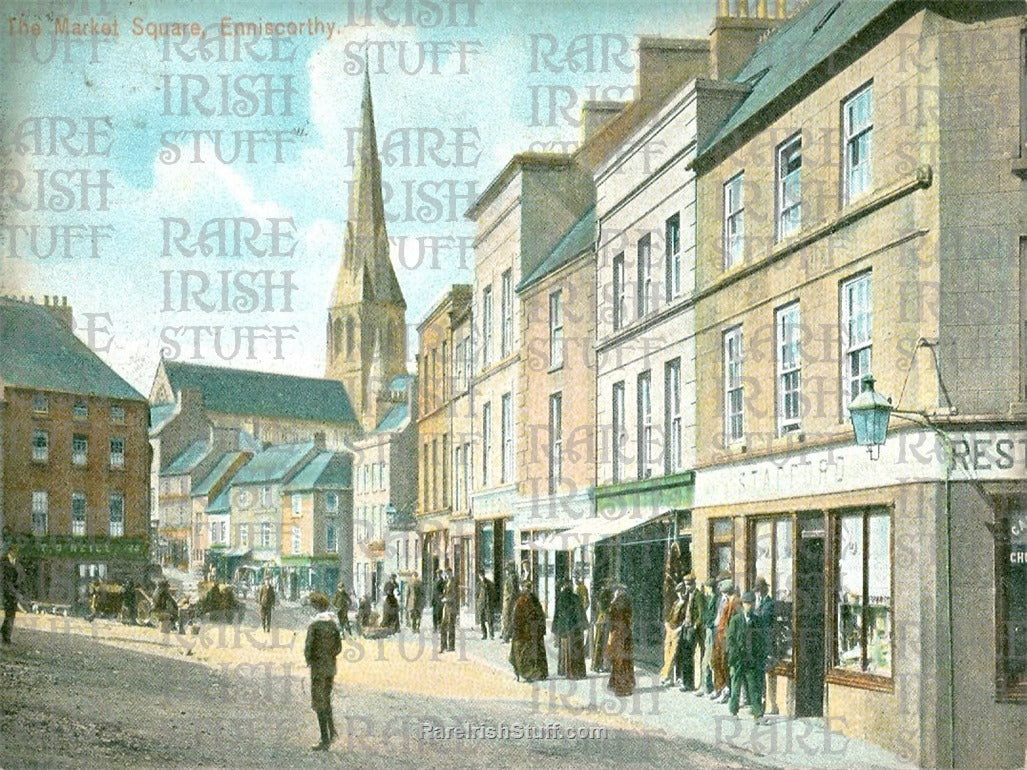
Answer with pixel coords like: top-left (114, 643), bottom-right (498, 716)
top-left (304, 591), bottom-right (341, 751)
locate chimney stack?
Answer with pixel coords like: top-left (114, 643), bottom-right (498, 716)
top-left (580, 100), bottom-right (625, 143)
top-left (709, 0), bottom-right (782, 80)
top-left (636, 37), bottom-right (711, 104)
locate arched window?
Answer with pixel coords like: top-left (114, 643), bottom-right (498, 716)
top-left (346, 317), bottom-right (355, 355)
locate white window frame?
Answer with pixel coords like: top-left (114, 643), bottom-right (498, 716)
top-left (841, 272), bottom-right (873, 408)
top-left (239, 523), bottom-right (249, 547)
top-left (32, 490), bottom-right (48, 534)
top-left (32, 393), bottom-right (48, 414)
top-left (665, 214), bottom-right (681, 300)
top-left (613, 252), bottom-right (626, 331)
top-left (843, 83), bottom-right (873, 203)
top-left (549, 392), bottom-right (562, 495)
top-left (326, 522), bottom-right (338, 552)
top-left (637, 371), bottom-right (652, 479)
top-left (109, 438), bottom-right (125, 469)
top-left (72, 399), bottom-right (88, 420)
top-left (776, 135), bottom-right (802, 240)
top-left (292, 525), bottom-right (301, 555)
top-left (724, 326), bottom-right (744, 444)
top-left (108, 492), bottom-right (124, 537)
top-left (325, 491), bottom-right (339, 512)
top-left (724, 172), bottom-right (745, 268)
top-left (72, 434), bottom-right (87, 466)
top-left (612, 381), bottom-right (626, 483)
top-left (292, 493), bottom-right (302, 516)
top-left (32, 428), bottom-right (48, 462)
top-left (454, 445), bottom-right (463, 510)
top-left (110, 404), bottom-right (125, 423)
top-left (500, 392), bottom-right (513, 485)
top-left (501, 269), bottom-right (513, 358)
top-left (481, 286), bottom-right (493, 368)
top-left (549, 289), bottom-right (564, 369)
top-left (482, 401), bottom-right (492, 486)
top-left (637, 234), bottom-right (652, 318)
top-left (260, 521), bottom-right (273, 548)
top-left (261, 486), bottom-right (271, 508)
top-left (72, 492), bottom-right (86, 536)
top-left (665, 358), bottom-right (682, 473)
top-left (776, 303), bottom-right (802, 435)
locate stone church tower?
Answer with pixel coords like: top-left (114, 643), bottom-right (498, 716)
top-left (326, 69), bottom-right (407, 432)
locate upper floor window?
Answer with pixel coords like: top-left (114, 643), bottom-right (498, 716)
top-left (777, 135), bottom-right (802, 239)
top-left (637, 235), bottom-right (652, 318)
top-left (72, 399), bottom-right (88, 420)
top-left (724, 327), bottom-right (744, 444)
top-left (549, 289), bottom-right (564, 369)
top-left (325, 491), bottom-right (339, 512)
top-left (72, 434), bottom-right (88, 466)
top-left (292, 493), bottom-right (302, 516)
top-left (482, 401), bottom-right (492, 486)
top-left (724, 172), bottom-right (745, 268)
top-left (261, 486), bottom-right (272, 508)
top-left (612, 252), bottom-right (626, 331)
top-left (326, 522), bottom-right (338, 552)
top-left (32, 393), bottom-right (48, 414)
top-left (110, 404), bottom-right (125, 423)
top-left (841, 272), bottom-right (872, 407)
top-left (548, 392), bottom-right (562, 495)
top-left (260, 521), bottom-right (273, 548)
top-left (665, 358), bottom-right (682, 473)
top-left (501, 269), bottom-right (513, 358)
top-left (843, 83), bottom-right (873, 202)
top-left (612, 381), bottom-right (626, 483)
top-left (454, 339), bottom-right (465, 392)
top-left (109, 438), bottom-right (125, 469)
top-left (500, 392), bottom-right (513, 484)
top-left (481, 286), bottom-right (493, 368)
top-left (637, 370), bottom-right (652, 479)
top-left (108, 492), bottom-right (124, 537)
top-left (32, 428), bottom-right (48, 462)
top-left (72, 492), bottom-right (86, 536)
top-left (776, 303), bottom-right (802, 434)
top-left (292, 525), bottom-right (302, 555)
top-left (665, 214), bottom-right (681, 300)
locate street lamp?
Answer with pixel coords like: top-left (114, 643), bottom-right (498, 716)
top-left (848, 375), bottom-right (894, 459)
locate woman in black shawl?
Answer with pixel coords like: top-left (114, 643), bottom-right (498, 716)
top-left (606, 586), bottom-right (635, 696)
top-left (509, 584), bottom-right (548, 682)
top-left (552, 581), bottom-right (587, 679)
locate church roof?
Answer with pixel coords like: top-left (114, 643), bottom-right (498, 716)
top-left (0, 297), bottom-right (144, 401)
top-left (330, 69), bottom-right (406, 309)
top-left (160, 360), bottom-right (357, 425)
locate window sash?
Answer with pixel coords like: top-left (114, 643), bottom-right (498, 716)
top-left (613, 253), bottom-right (626, 330)
top-left (665, 359), bottom-right (682, 473)
top-left (32, 394), bottom-right (48, 414)
top-left (482, 402), bottom-right (492, 486)
top-left (501, 270), bottom-right (513, 358)
top-left (637, 371), bottom-right (652, 479)
top-left (549, 290), bottom-right (564, 368)
top-left (32, 429), bottom-right (49, 462)
top-left (108, 493), bottom-right (124, 537)
top-left (500, 393), bottom-right (513, 484)
top-left (612, 381), bottom-right (626, 483)
top-left (549, 393), bottom-right (562, 494)
top-left (482, 288), bottom-right (493, 367)
top-left (109, 438), bottom-right (125, 469)
top-left (844, 85), bottom-right (873, 201)
top-left (724, 174), bottom-right (745, 268)
top-left (72, 435), bottom-right (88, 466)
top-left (724, 328), bottom-right (744, 443)
top-left (665, 214), bottom-right (681, 300)
top-left (777, 305), bottom-right (802, 433)
top-left (637, 235), bottom-right (652, 317)
top-left (72, 400), bottom-right (88, 419)
top-left (841, 274), bottom-right (872, 406)
top-left (72, 493), bottom-right (86, 536)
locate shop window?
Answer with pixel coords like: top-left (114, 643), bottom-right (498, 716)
top-left (750, 516), bottom-right (795, 663)
top-left (998, 499), bottom-right (1027, 700)
top-left (834, 509), bottom-right (891, 677)
top-left (709, 518), bottom-right (734, 577)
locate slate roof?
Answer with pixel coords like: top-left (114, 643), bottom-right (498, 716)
top-left (231, 441), bottom-right (314, 485)
top-left (160, 360), bottom-right (356, 424)
top-left (284, 452), bottom-right (353, 492)
top-left (517, 206), bottom-right (596, 293)
top-left (162, 440), bottom-right (211, 475)
top-left (373, 402), bottom-right (408, 433)
top-left (206, 485), bottom-right (232, 514)
top-left (193, 451), bottom-right (250, 497)
top-left (387, 374), bottom-right (415, 394)
top-left (0, 298), bottom-right (144, 401)
top-left (149, 403), bottom-right (177, 431)
top-left (697, 0), bottom-right (898, 163)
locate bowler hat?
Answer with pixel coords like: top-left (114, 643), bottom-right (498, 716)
top-left (741, 591), bottom-right (756, 603)
top-left (755, 577), bottom-right (769, 591)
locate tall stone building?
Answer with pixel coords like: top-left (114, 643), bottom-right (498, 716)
top-left (325, 69), bottom-right (408, 433)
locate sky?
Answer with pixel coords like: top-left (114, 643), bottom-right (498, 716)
top-left (0, 0), bottom-right (716, 393)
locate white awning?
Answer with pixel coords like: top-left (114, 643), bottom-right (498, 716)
top-left (527, 507), bottom-right (672, 552)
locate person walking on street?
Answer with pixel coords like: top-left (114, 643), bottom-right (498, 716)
top-left (432, 569), bottom-right (445, 633)
top-left (509, 583), bottom-right (547, 682)
top-left (332, 582), bottom-right (353, 638)
top-left (405, 573), bottom-right (425, 631)
top-left (475, 569), bottom-right (495, 640)
top-left (696, 578), bottom-right (717, 698)
top-left (500, 562), bottom-right (519, 642)
top-left (304, 591), bottom-right (342, 751)
top-left (606, 586), bottom-right (635, 697)
top-left (552, 580), bottom-right (587, 679)
top-left (257, 576), bottom-right (276, 633)
top-left (356, 594), bottom-right (372, 636)
top-left (753, 576), bottom-right (778, 714)
top-left (2, 546), bottom-right (22, 645)
top-left (574, 573), bottom-right (590, 652)
top-left (727, 591), bottom-right (767, 724)
top-left (122, 579), bottom-right (138, 625)
top-left (591, 579), bottom-right (613, 673)
top-left (439, 570), bottom-right (458, 652)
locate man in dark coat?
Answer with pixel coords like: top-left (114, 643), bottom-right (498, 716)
top-left (381, 574), bottom-right (400, 633)
top-left (475, 570), bottom-right (495, 640)
top-left (304, 591), bottom-right (342, 751)
top-left (331, 582), bottom-right (353, 638)
top-left (696, 578), bottom-right (718, 698)
top-left (674, 575), bottom-right (705, 691)
top-left (753, 576), bottom-right (778, 714)
top-left (1, 546), bottom-right (22, 645)
top-left (404, 573), bottom-right (425, 631)
top-left (432, 569), bottom-right (445, 632)
top-left (606, 586), bottom-right (634, 696)
top-left (509, 584), bottom-right (547, 682)
top-left (552, 581), bottom-right (587, 679)
top-left (591, 579), bottom-right (613, 672)
top-left (356, 594), bottom-right (372, 636)
top-left (439, 570), bottom-right (458, 653)
top-left (257, 576), bottom-right (276, 633)
top-left (727, 591), bottom-right (767, 723)
top-left (122, 579), bottom-right (137, 624)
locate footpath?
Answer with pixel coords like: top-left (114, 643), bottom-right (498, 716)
top-left (452, 609), bottom-right (915, 770)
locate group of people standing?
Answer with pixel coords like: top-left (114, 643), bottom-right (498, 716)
top-left (498, 563), bottom-right (637, 697)
top-left (661, 572), bottom-right (777, 724)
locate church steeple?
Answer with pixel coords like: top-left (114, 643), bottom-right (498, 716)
top-left (326, 67), bottom-right (407, 432)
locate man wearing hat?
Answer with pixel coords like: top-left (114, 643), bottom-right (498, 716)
top-left (1, 545), bottom-right (22, 645)
top-left (675, 574), bottom-right (705, 691)
top-left (727, 590), bottom-right (767, 723)
top-left (753, 576), bottom-right (778, 714)
top-left (696, 577), bottom-right (718, 697)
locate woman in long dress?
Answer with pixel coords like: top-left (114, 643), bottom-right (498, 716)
top-left (606, 586), bottom-right (635, 696)
top-left (552, 581), bottom-right (587, 679)
top-left (509, 585), bottom-right (548, 682)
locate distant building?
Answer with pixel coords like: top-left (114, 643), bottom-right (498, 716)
top-left (0, 296), bottom-right (150, 604)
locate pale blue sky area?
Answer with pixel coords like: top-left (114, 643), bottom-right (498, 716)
top-left (1, 0), bottom-right (715, 390)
